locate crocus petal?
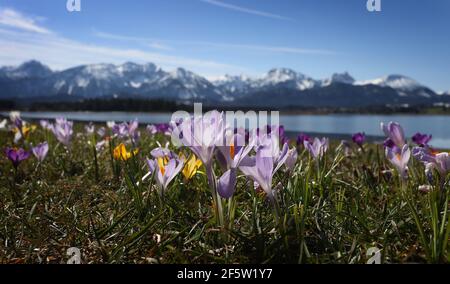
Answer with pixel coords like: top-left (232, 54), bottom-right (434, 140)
top-left (273, 143), bottom-right (289, 175)
top-left (256, 151), bottom-right (273, 183)
top-left (381, 122), bottom-right (390, 138)
top-left (146, 158), bottom-right (156, 173)
top-left (435, 153), bottom-right (450, 174)
top-left (151, 147), bottom-right (171, 158)
top-left (401, 145), bottom-right (411, 165)
top-left (218, 168), bottom-right (237, 199)
top-left (390, 123), bottom-right (405, 147)
top-left (386, 144), bottom-right (410, 178)
top-left (381, 122), bottom-right (405, 148)
top-left (285, 148), bottom-right (298, 171)
top-left (32, 142), bottom-right (49, 162)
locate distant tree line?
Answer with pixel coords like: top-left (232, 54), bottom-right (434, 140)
top-left (27, 98), bottom-right (191, 112)
top-left (1, 97), bottom-right (449, 114)
top-left (0, 100), bottom-right (16, 110)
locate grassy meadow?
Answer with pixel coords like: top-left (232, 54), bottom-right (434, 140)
top-left (0, 114), bottom-right (449, 264)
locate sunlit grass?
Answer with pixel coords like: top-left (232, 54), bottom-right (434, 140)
top-left (0, 120), bottom-right (448, 264)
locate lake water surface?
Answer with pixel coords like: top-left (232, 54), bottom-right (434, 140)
top-left (2, 111), bottom-right (450, 148)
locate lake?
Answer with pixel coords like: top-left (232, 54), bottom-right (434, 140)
top-left (2, 111), bottom-right (449, 148)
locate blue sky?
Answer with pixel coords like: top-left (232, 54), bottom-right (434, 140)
top-left (0, 0), bottom-right (449, 91)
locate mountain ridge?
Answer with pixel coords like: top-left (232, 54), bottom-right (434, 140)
top-left (0, 60), bottom-right (448, 108)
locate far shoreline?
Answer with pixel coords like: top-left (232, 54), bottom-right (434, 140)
top-left (3, 110), bottom-right (450, 149)
top-left (3, 109), bottom-right (450, 117)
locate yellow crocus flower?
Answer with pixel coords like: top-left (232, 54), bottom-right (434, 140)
top-left (113, 143), bottom-right (139, 161)
top-left (12, 124), bottom-right (36, 137)
top-left (180, 153), bottom-right (203, 180)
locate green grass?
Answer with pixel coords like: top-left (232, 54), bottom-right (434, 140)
top-left (0, 123), bottom-right (449, 264)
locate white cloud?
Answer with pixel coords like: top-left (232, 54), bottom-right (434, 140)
top-left (0, 28), bottom-right (248, 77)
top-left (94, 30), bottom-right (334, 55)
top-left (187, 41), bottom-right (335, 55)
top-left (0, 8), bottom-right (331, 81)
top-left (0, 8), bottom-right (249, 77)
top-left (200, 0), bottom-right (294, 22)
top-left (0, 7), bottom-right (51, 34)
top-left (146, 42), bottom-right (173, 51)
top-left (93, 30), bottom-right (173, 51)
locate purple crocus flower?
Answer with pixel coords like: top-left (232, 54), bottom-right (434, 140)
top-left (146, 157), bottom-right (184, 193)
top-left (147, 124), bottom-right (157, 135)
top-left (52, 118), bottom-right (73, 146)
top-left (412, 133), bottom-right (432, 147)
top-left (171, 110), bottom-right (226, 189)
top-left (85, 122), bottom-right (95, 135)
top-left (431, 153), bottom-right (450, 176)
top-left (32, 142), bottom-right (49, 163)
top-left (239, 140), bottom-right (289, 202)
top-left (412, 147), bottom-right (450, 178)
top-left (40, 120), bottom-right (50, 130)
top-left (381, 122), bottom-right (406, 149)
top-left (352, 132), bottom-right (366, 147)
top-left (216, 132), bottom-right (255, 198)
top-left (386, 144), bottom-right (410, 179)
top-left (112, 120), bottom-right (140, 143)
top-left (5, 147), bottom-right (30, 168)
top-left (253, 126), bottom-right (289, 162)
top-left (304, 138), bottom-right (329, 160)
top-left (147, 123), bottom-right (172, 136)
top-left (127, 119), bottom-right (139, 137)
top-left (297, 133), bottom-right (311, 147)
top-left (150, 141), bottom-right (178, 159)
top-left (155, 123), bottom-right (171, 135)
top-left (112, 123), bottom-right (128, 138)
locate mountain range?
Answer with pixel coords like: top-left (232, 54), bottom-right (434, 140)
top-left (1, 60), bottom-right (449, 108)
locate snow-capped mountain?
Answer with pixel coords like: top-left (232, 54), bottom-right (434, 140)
top-left (53, 62), bottom-right (164, 96)
top-left (355, 75), bottom-right (435, 98)
top-left (0, 60), bottom-right (53, 79)
top-left (258, 68), bottom-right (318, 91)
top-left (0, 61), bottom-right (223, 102)
top-left (157, 68), bottom-right (226, 101)
top-left (0, 60), bottom-right (448, 108)
top-left (214, 68), bottom-right (318, 96)
top-left (321, 72), bottom-right (355, 86)
top-left (355, 74), bottom-right (422, 90)
top-left (213, 74), bottom-right (256, 95)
